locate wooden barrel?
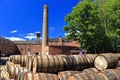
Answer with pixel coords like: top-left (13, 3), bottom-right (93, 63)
top-left (22, 72), bottom-right (59, 80)
top-left (15, 72), bottom-right (27, 80)
top-left (20, 55), bottom-right (29, 67)
top-left (9, 55), bottom-right (14, 62)
top-left (68, 73), bottom-right (104, 80)
top-left (14, 67), bottom-right (28, 80)
top-left (85, 54), bottom-right (97, 67)
top-left (115, 53), bottom-right (120, 60)
top-left (94, 53), bottom-right (118, 70)
top-left (98, 69), bottom-right (120, 80)
top-left (63, 56), bottom-right (73, 70)
top-left (0, 70), bottom-right (10, 80)
top-left (9, 55), bottom-right (21, 64)
top-left (0, 65), bottom-right (7, 71)
top-left (63, 55), bottom-right (89, 70)
top-left (117, 60), bottom-right (120, 67)
top-left (9, 55), bottom-right (29, 67)
top-left (58, 71), bottom-right (80, 80)
top-left (26, 55), bottom-right (35, 71)
top-left (116, 67), bottom-right (120, 70)
top-left (6, 61), bottom-right (20, 79)
top-left (18, 67), bottom-right (28, 73)
top-left (32, 55), bottom-right (65, 73)
top-left (82, 68), bottom-right (99, 74)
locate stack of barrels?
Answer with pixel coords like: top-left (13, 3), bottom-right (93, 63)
top-left (1, 53), bottom-right (120, 80)
top-left (0, 65), bottom-right (9, 80)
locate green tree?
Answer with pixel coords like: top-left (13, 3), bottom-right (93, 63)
top-left (64, 0), bottom-right (120, 53)
top-left (64, 0), bottom-right (103, 53)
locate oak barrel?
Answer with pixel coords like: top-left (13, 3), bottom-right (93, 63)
top-left (23, 72), bottom-right (59, 80)
top-left (68, 73), bottom-right (105, 80)
top-left (115, 53), bottom-right (120, 60)
top-left (58, 71), bottom-right (80, 80)
top-left (63, 55), bottom-right (89, 70)
top-left (94, 53), bottom-right (118, 70)
top-left (98, 69), bottom-right (120, 80)
top-left (9, 55), bottom-right (29, 67)
top-left (26, 55), bottom-right (35, 71)
top-left (6, 61), bottom-right (20, 79)
top-left (32, 55), bottom-right (65, 73)
top-left (85, 54), bottom-right (97, 67)
top-left (0, 65), bottom-right (7, 71)
top-left (0, 70), bottom-right (10, 80)
top-left (82, 68), bottom-right (99, 74)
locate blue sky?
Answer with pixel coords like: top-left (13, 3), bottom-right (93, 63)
top-left (0, 0), bottom-right (80, 41)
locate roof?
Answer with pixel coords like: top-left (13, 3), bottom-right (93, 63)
top-left (13, 40), bottom-right (41, 45)
top-left (13, 38), bottom-right (71, 44)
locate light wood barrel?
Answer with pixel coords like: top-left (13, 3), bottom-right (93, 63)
top-left (68, 73), bottom-right (104, 80)
top-left (117, 60), bottom-right (120, 67)
top-left (82, 68), bottom-right (99, 74)
top-left (58, 71), bottom-right (80, 80)
top-left (15, 72), bottom-right (27, 80)
top-left (26, 55), bottom-right (35, 71)
top-left (23, 72), bottom-right (59, 80)
top-left (98, 69), bottom-right (120, 80)
top-left (9, 55), bottom-right (28, 67)
top-left (116, 67), bottom-right (120, 70)
top-left (32, 55), bottom-right (65, 73)
top-left (94, 53), bottom-right (118, 70)
top-left (0, 65), bottom-right (7, 71)
top-left (115, 53), bottom-right (120, 60)
top-left (0, 70), bottom-right (10, 80)
top-left (85, 54), bottom-right (97, 67)
top-left (6, 61), bottom-right (20, 79)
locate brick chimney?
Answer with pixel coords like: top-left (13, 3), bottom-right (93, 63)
top-left (36, 32), bottom-right (40, 40)
top-left (42, 5), bottom-right (48, 55)
top-left (58, 36), bottom-right (62, 45)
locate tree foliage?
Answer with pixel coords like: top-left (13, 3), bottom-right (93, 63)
top-left (64, 0), bottom-right (120, 53)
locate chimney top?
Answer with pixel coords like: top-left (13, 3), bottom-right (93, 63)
top-left (44, 5), bottom-right (48, 8)
top-left (36, 32), bottom-right (40, 39)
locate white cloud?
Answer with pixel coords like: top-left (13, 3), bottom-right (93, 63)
top-left (24, 33), bottom-right (36, 40)
top-left (49, 27), bottom-right (55, 32)
top-left (10, 30), bottom-right (18, 33)
top-left (5, 37), bottom-right (26, 41)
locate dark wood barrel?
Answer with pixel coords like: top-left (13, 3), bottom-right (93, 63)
top-left (63, 55), bottom-right (89, 71)
top-left (94, 53), bottom-right (118, 70)
top-left (58, 71), bottom-right (80, 80)
top-left (82, 68), bottom-right (99, 74)
top-left (32, 55), bottom-right (65, 73)
top-left (23, 72), bottom-right (59, 80)
top-left (98, 69), bottom-right (120, 80)
top-left (9, 55), bottom-right (29, 67)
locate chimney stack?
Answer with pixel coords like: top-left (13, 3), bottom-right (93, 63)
top-left (42, 5), bottom-right (48, 55)
top-left (36, 32), bottom-right (40, 40)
